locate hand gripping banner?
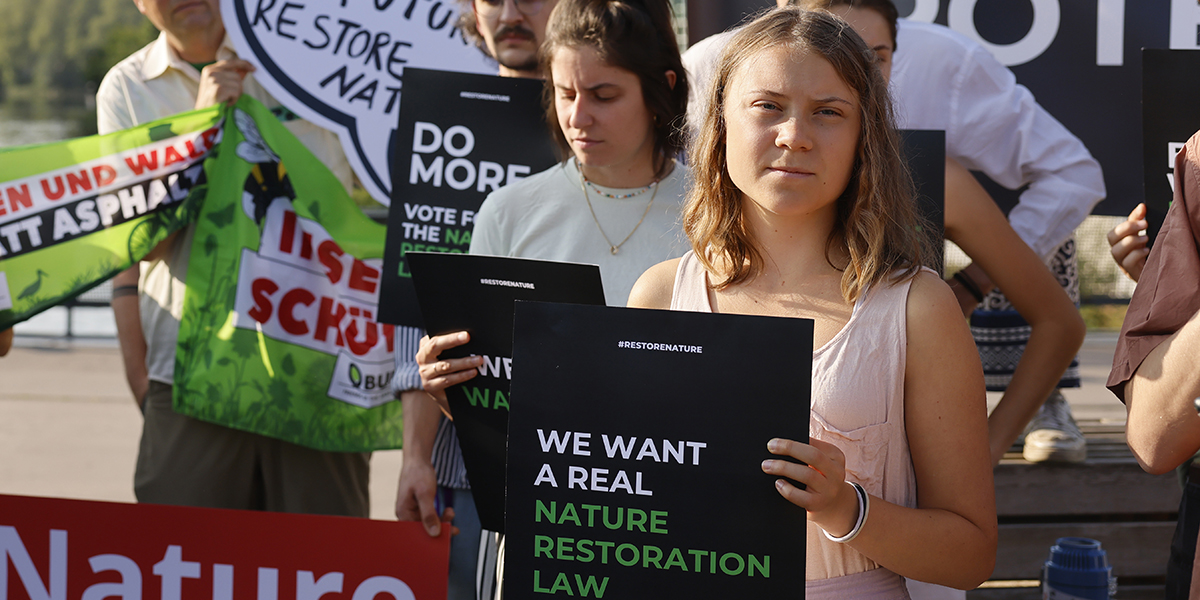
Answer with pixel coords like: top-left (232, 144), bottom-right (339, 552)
top-left (0, 107), bottom-right (222, 330)
top-left (174, 96), bottom-right (401, 452)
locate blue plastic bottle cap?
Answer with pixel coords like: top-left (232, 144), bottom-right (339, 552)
top-left (1043, 537), bottom-right (1114, 600)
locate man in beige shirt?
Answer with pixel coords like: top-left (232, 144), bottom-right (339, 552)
top-left (100, 0), bottom-right (366, 515)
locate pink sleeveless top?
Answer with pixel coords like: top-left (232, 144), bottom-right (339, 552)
top-left (671, 251), bottom-right (916, 598)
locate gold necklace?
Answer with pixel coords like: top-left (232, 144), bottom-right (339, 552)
top-left (577, 159), bottom-right (660, 255)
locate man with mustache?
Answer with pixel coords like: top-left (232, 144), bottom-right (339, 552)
top-left (392, 1), bottom-right (556, 598)
top-left (464, 0), bottom-right (554, 77)
top-left (98, 0), bottom-right (363, 515)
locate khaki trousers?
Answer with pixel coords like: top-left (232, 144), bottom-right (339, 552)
top-left (135, 381), bottom-right (370, 517)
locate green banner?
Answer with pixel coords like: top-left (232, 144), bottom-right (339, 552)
top-left (0, 108), bottom-right (222, 330)
top-left (174, 96), bottom-right (402, 452)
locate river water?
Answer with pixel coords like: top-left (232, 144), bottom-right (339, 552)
top-left (2, 108), bottom-right (118, 338)
top-left (0, 115), bottom-right (78, 148)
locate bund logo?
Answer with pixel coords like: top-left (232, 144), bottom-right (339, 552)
top-left (346, 359), bottom-right (392, 392)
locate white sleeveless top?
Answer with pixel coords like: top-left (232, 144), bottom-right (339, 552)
top-left (670, 251), bottom-right (918, 595)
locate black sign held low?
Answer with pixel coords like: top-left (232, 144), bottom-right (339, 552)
top-left (505, 302), bottom-right (812, 598)
top-left (407, 252), bottom-right (606, 532)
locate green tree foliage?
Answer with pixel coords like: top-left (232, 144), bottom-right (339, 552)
top-left (0, 0), bottom-right (157, 104)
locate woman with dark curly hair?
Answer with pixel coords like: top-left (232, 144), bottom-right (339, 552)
top-left (419, 0), bottom-right (691, 397)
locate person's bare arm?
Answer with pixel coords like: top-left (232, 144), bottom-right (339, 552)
top-left (111, 265), bottom-right (148, 407)
top-left (395, 389), bottom-right (453, 535)
top-left (1124, 311), bottom-right (1200, 474)
top-left (943, 159), bottom-right (1086, 463)
top-left (764, 272), bottom-right (997, 589)
top-left (626, 258), bottom-right (680, 310)
top-left (855, 272), bottom-right (996, 588)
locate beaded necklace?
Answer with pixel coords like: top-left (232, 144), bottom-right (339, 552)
top-left (575, 158), bottom-right (662, 255)
top-left (582, 175), bottom-right (654, 199)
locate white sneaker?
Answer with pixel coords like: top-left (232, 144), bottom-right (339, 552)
top-left (1022, 391), bottom-right (1087, 464)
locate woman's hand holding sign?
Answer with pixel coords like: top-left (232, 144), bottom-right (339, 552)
top-left (416, 332), bottom-right (484, 414)
top-left (762, 437), bottom-right (860, 541)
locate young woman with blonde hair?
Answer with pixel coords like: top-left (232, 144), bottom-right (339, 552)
top-left (630, 8), bottom-right (996, 596)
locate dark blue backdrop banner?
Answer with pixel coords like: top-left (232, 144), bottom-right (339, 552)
top-left (893, 0), bottom-right (1191, 217)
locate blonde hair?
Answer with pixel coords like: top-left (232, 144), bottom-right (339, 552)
top-left (684, 7), bottom-right (932, 301)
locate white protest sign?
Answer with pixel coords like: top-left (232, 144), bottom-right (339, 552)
top-left (221, 0), bottom-right (494, 204)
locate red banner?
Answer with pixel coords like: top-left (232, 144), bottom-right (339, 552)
top-left (0, 494), bottom-right (449, 600)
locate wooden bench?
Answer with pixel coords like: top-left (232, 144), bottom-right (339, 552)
top-left (968, 421), bottom-right (1181, 599)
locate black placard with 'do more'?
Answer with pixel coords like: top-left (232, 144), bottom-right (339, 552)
top-left (505, 302), bottom-right (812, 598)
top-left (406, 252), bottom-right (606, 533)
top-left (379, 68), bottom-right (559, 325)
top-left (1142, 49), bottom-right (1200, 246)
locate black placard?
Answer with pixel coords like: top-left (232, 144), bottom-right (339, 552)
top-left (505, 302), bottom-right (812, 598)
top-left (407, 252), bottom-right (606, 532)
top-left (380, 68), bottom-right (560, 325)
top-left (1142, 49), bottom-right (1200, 246)
top-left (902, 129), bottom-right (947, 273)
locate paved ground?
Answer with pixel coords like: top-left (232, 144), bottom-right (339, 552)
top-left (1051, 331), bottom-right (1126, 423)
top-left (0, 336), bottom-right (404, 519)
top-left (0, 331), bottom-right (1127, 520)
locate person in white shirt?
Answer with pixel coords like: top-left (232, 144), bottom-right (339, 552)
top-left (886, 13), bottom-right (1101, 468)
top-left (100, 0), bottom-right (366, 516)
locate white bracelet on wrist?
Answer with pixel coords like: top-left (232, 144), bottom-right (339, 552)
top-left (823, 481), bottom-right (869, 543)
